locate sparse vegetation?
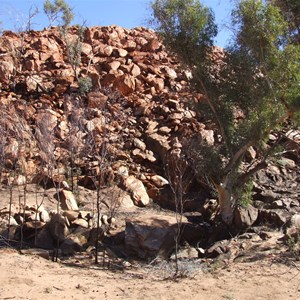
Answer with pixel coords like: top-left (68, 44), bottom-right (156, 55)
top-left (25, 5), bottom-right (39, 32)
top-left (286, 234), bottom-right (300, 260)
top-left (78, 77), bottom-right (93, 95)
top-left (44, 0), bottom-right (74, 28)
top-left (164, 150), bottom-right (194, 275)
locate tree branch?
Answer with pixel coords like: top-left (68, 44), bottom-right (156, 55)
top-left (224, 139), bottom-right (254, 174)
top-left (198, 78), bottom-right (232, 156)
top-left (237, 160), bottom-right (268, 188)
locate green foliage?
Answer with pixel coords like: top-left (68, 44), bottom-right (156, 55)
top-left (286, 234), bottom-right (300, 259)
top-left (270, 0), bottom-right (300, 44)
top-left (188, 137), bottom-right (225, 183)
top-left (235, 180), bottom-right (254, 207)
top-left (230, 0), bottom-right (300, 128)
top-left (60, 24), bottom-right (86, 80)
top-left (150, 0), bottom-right (300, 222)
top-left (78, 77), bottom-right (93, 95)
top-left (232, 0), bottom-right (289, 56)
top-left (44, 0), bottom-right (74, 27)
top-left (66, 33), bottom-right (82, 70)
top-left (150, 0), bottom-right (217, 66)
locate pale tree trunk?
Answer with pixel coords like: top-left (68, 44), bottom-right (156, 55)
top-left (216, 178), bottom-right (235, 224)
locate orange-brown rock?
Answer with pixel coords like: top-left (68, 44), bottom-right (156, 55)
top-left (87, 91), bottom-right (108, 109)
top-left (0, 25), bottom-right (228, 211)
top-left (113, 74), bottom-right (136, 96)
top-left (0, 59), bottom-right (14, 82)
top-left (123, 175), bottom-right (150, 207)
top-left (56, 190), bottom-right (79, 211)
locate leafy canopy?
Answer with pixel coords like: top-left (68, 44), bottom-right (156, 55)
top-left (150, 0), bottom-right (217, 66)
top-left (151, 0), bottom-right (300, 197)
top-left (269, 0), bottom-right (300, 44)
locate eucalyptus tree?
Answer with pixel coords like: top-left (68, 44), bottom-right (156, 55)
top-left (269, 0), bottom-right (300, 43)
top-left (150, 0), bottom-right (300, 224)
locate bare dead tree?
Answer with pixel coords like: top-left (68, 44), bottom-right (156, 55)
top-left (15, 111), bottom-right (34, 250)
top-left (81, 89), bottom-right (128, 264)
top-left (63, 95), bottom-right (86, 193)
top-left (25, 5), bottom-right (39, 32)
top-left (164, 148), bottom-right (194, 276)
top-left (35, 110), bottom-right (63, 261)
top-left (0, 104), bottom-right (33, 247)
top-left (85, 120), bottom-right (110, 265)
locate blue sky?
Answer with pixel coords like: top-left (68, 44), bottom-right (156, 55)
top-left (0, 0), bottom-right (233, 47)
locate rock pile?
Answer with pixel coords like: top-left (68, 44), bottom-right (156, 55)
top-left (0, 191), bottom-right (117, 258)
top-left (0, 25), bottom-right (209, 210)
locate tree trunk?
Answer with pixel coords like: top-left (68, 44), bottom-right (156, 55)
top-left (216, 181), bottom-right (235, 224)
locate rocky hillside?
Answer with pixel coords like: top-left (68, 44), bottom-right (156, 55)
top-left (0, 25), bottom-right (214, 207)
top-left (0, 25), bottom-right (299, 260)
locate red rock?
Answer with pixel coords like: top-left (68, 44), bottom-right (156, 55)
top-left (147, 133), bottom-right (170, 161)
top-left (146, 75), bottom-right (165, 92)
top-left (150, 175), bottom-right (169, 187)
top-left (121, 39), bottom-right (137, 51)
top-left (81, 42), bottom-right (93, 56)
top-left (101, 73), bottom-right (117, 87)
top-left (144, 39), bottom-right (161, 52)
top-left (106, 60), bottom-right (121, 71)
top-left (164, 66), bottom-right (177, 79)
top-left (87, 91), bottom-right (108, 109)
top-left (135, 36), bottom-right (148, 48)
top-left (36, 111), bottom-right (58, 131)
top-left (25, 75), bottom-right (43, 92)
top-left (116, 47), bottom-right (127, 57)
top-left (0, 59), bottom-right (14, 82)
top-left (133, 138), bottom-right (146, 151)
top-left (56, 190), bottom-right (79, 211)
top-left (95, 43), bottom-right (113, 56)
top-left (113, 74), bottom-right (136, 96)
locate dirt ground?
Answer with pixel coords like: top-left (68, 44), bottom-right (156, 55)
top-left (0, 247), bottom-right (299, 300)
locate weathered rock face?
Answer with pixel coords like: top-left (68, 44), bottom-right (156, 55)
top-left (125, 215), bottom-right (180, 259)
top-left (0, 25), bottom-right (210, 210)
top-left (285, 214), bottom-right (300, 239)
top-left (253, 152), bottom-right (300, 227)
top-left (234, 205), bottom-right (258, 229)
top-left (55, 190), bottom-right (79, 211)
top-left (124, 213), bottom-right (208, 259)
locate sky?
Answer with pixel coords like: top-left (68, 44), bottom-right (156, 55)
top-left (0, 0), bottom-right (233, 47)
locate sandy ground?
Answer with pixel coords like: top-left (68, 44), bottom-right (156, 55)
top-left (0, 248), bottom-right (299, 300)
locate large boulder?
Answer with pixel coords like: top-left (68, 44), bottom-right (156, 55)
top-left (125, 215), bottom-right (190, 259)
top-left (113, 74), bottom-right (135, 96)
top-left (35, 213), bottom-right (68, 249)
top-left (258, 209), bottom-right (290, 227)
top-left (125, 216), bottom-right (175, 259)
top-left (123, 175), bottom-right (150, 207)
top-left (284, 214), bottom-right (300, 239)
top-left (234, 205), bottom-right (258, 229)
top-left (55, 190), bottom-right (79, 211)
